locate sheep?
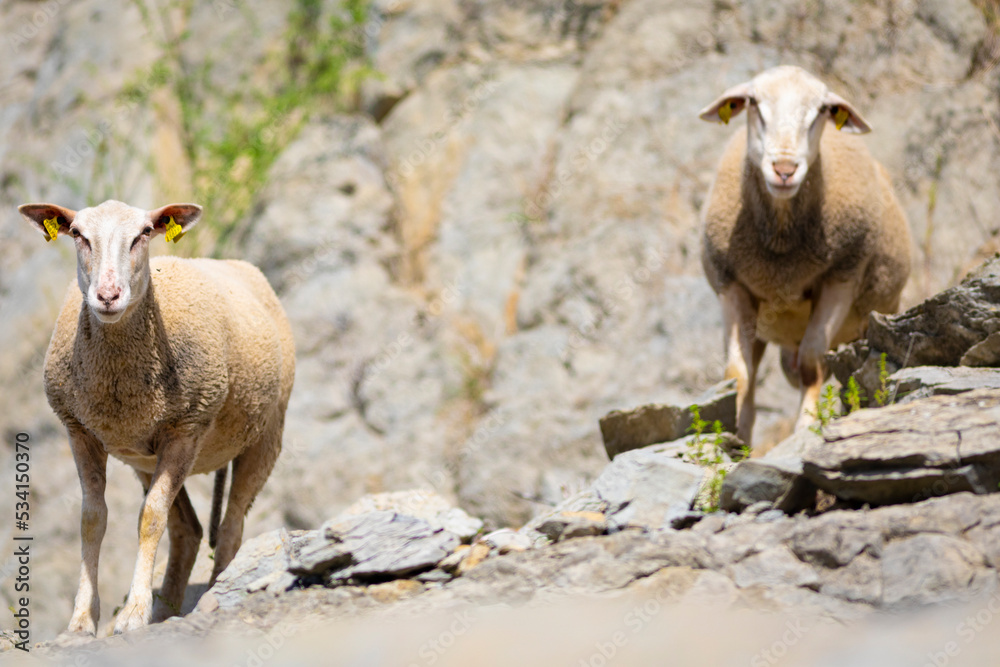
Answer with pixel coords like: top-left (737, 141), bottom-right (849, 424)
top-left (19, 199), bottom-right (295, 635)
top-left (697, 65), bottom-right (911, 448)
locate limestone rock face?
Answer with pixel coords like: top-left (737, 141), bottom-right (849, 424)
top-left (4, 0), bottom-right (1000, 641)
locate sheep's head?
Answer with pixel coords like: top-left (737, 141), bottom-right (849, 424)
top-left (699, 65), bottom-right (870, 200)
top-left (19, 200), bottom-right (201, 324)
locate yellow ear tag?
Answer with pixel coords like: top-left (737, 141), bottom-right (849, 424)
top-left (42, 217), bottom-right (59, 242)
top-left (718, 101), bottom-right (735, 125)
top-left (164, 216), bottom-right (185, 243)
top-left (834, 106), bottom-right (849, 130)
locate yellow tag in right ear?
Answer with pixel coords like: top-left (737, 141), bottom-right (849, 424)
top-left (42, 217), bottom-right (59, 242)
top-left (164, 216), bottom-right (185, 243)
top-left (834, 107), bottom-right (849, 130)
top-left (718, 101), bottom-right (734, 125)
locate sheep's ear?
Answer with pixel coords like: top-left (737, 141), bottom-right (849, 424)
top-left (18, 203), bottom-right (76, 242)
top-left (824, 93), bottom-right (871, 134)
top-left (149, 203), bottom-right (202, 242)
top-left (699, 82), bottom-right (752, 125)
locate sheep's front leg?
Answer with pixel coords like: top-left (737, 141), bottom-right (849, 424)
top-left (720, 283), bottom-right (765, 446)
top-left (114, 437), bottom-right (199, 635)
top-left (795, 279), bottom-right (857, 430)
top-left (66, 428), bottom-right (108, 635)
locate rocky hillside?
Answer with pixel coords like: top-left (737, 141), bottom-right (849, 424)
top-left (23, 264), bottom-right (1000, 663)
top-left (1, 0), bottom-right (1000, 647)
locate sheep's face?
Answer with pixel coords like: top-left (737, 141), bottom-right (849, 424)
top-left (699, 65), bottom-right (871, 200)
top-left (19, 200), bottom-right (201, 324)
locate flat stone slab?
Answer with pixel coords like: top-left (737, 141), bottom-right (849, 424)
top-left (802, 389), bottom-right (1000, 505)
top-left (599, 379), bottom-right (738, 459)
top-left (332, 489), bottom-right (484, 542)
top-left (889, 366), bottom-right (1000, 404)
top-left (291, 511), bottom-right (460, 581)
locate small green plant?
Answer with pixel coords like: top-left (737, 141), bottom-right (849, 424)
top-left (874, 352), bottom-right (891, 407)
top-left (844, 376), bottom-right (864, 414)
top-left (810, 383), bottom-right (839, 434)
top-left (119, 0), bottom-right (375, 256)
top-left (687, 406), bottom-right (730, 512)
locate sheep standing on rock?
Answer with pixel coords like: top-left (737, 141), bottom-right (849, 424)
top-left (698, 66), bottom-right (911, 448)
top-left (19, 200), bottom-right (295, 635)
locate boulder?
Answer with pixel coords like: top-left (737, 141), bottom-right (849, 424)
top-left (537, 511), bottom-right (608, 542)
top-left (599, 379), bottom-right (738, 459)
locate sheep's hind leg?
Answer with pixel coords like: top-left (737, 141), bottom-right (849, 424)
top-left (152, 484), bottom-right (202, 622)
top-left (780, 347), bottom-right (801, 389)
top-left (210, 427), bottom-right (282, 584)
top-left (795, 280), bottom-right (856, 431)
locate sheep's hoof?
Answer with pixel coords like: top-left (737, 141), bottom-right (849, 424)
top-left (113, 599), bottom-right (151, 635)
top-left (66, 610), bottom-right (98, 637)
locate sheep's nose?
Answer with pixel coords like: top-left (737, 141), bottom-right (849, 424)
top-left (97, 287), bottom-right (121, 306)
top-left (773, 160), bottom-right (797, 183)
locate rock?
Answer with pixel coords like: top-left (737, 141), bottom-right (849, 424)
top-left (727, 546), bottom-right (821, 590)
top-left (599, 379), bottom-right (738, 459)
top-left (755, 509), bottom-right (787, 523)
top-left (830, 257), bottom-right (1000, 392)
top-left (207, 528), bottom-right (308, 609)
top-left (591, 449), bottom-right (706, 531)
top-left (801, 389), bottom-right (1000, 505)
top-left (520, 446), bottom-right (706, 541)
top-left (332, 489), bottom-right (484, 542)
top-left (415, 568), bottom-right (454, 583)
top-left (888, 366), bottom-right (1000, 404)
top-left (440, 542), bottom-right (493, 575)
top-left (482, 529), bottom-right (533, 554)
top-left (290, 511), bottom-right (460, 582)
top-left (789, 513), bottom-right (884, 568)
top-left (537, 511), bottom-right (608, 542)
top-left (719, 427), bottom-right (820, 514)
top-left (366, 579), bottom-right (425, 604)
top-left (817, 553), bottom-right (883, 605)
top-left (871, 257), bottom-right (1000, 367)
top-left (457, 542), bottom-right (492, 574)
top-left (881, 534), bottom-right (994, 607)
top-left (720, 458), bottom-right (815, 514)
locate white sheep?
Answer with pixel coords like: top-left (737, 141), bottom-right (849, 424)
top-left (698, 66), bottom-right (911, 448)
top-left (19, 200), bottom-right (295, 634)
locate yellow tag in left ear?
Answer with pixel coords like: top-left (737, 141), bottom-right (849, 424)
top-left (164, 216), bottom-right (185, 243)
top-left (834, 107), bottom-right (849, 130)
top-left (42, 217), bottom-right (59, 242)
top-left (718, 101), bottom-right (734, 125)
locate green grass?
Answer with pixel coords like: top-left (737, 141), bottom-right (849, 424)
top-left (118, 0), bottom-right (375, 255)
top-left (687, 406), bottom-right (744, 512)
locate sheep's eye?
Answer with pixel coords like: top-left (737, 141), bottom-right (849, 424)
top-left (142, 226), bottom-right (153, 236)
top-left (70, 228), bottom-right (80, 237)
